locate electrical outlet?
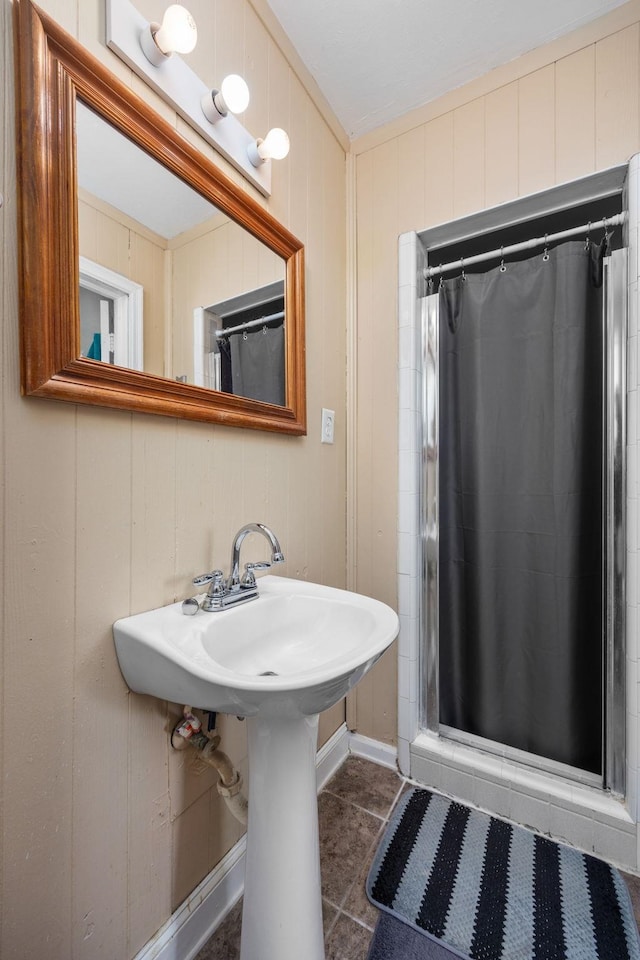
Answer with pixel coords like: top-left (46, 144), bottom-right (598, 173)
top-left (321, 408), bottom-right (335, 444)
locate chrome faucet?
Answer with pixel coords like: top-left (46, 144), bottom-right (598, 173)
top-left (191, 523), bottom-right (285, 613)
top-left (228, 522), bottom-right (285, 590)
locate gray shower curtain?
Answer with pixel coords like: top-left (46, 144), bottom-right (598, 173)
top-left (438, 240), bottom-right (604, 774)
top-left (229, 325), bottom-right (285, 406)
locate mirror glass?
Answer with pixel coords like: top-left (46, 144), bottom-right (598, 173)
top-left (76, 102), bottom-right (287, 407)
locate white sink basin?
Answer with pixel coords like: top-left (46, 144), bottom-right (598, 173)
top-left (113, 575), bottom-right (399, 718)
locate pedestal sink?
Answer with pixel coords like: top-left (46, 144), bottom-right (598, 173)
top-left (113, 575), bottom-right (399, 960)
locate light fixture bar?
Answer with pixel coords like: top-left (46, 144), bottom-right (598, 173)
top-left (105, 0), bottom-right (271, 197)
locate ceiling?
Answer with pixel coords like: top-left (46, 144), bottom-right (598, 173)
top-left (265, 0), bottom-right (630, 140)
top-left (76, 101), bottom-right (216, 238)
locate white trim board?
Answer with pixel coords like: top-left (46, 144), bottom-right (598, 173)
top-left (79, 256), bottom-right (144, 370)
top-left (134, 725), bottom-right (395, 960)
top-left (348, 732), bottom-right (398, 770)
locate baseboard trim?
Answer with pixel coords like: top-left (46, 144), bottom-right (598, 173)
top-left (133, 835), bottom-right (246, 960)
top-left (348, 731), bottom-right (398, 770)
top-left (317, 722), bottom-right (351, 788)
top-left (134, 725), bottom-right (390, 960)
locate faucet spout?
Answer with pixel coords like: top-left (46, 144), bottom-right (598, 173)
top-left (228, 522), bottom-right (285, 590)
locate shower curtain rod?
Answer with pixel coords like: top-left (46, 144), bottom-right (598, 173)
top-left (215, 309), bottom-right (284, 338)
top-left (424, 212), bottom-right (626, 280)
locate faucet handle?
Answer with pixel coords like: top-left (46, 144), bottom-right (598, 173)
top-left (240, 561), bottom-right (271, 588)
top-left (193, 569), bottom-right (223, 585)
top-left (193, 570), bottom-right (225, 596)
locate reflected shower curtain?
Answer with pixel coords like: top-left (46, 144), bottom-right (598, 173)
top-left (229, 325), bottom-right (285, 406)
top-left (438, 240), bottom-right (604, 774)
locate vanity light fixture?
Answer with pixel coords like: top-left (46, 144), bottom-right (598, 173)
top-left (201, 74), bottom-right (250, 124)
top-left (247, 128), bottom-right (290, 167)
top-left (140, 4), bottom-right (197, 67)
top-left (106, 0), bottom-right (281, 195)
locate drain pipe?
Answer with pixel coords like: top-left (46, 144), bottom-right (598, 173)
top-left (172, 710), bottom-right (248, 826)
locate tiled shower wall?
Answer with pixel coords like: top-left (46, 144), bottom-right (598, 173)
top-left (396, 162), bottom-right (640, 871)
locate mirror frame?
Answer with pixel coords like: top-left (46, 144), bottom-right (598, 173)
top-left (14, 0), bottom-right (306, 435)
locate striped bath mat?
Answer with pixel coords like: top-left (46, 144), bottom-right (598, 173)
top-left (367, 788), bottom-right (640, 960)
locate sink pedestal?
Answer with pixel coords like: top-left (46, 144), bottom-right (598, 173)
top-left (241, 713), bottom-right (325, 960)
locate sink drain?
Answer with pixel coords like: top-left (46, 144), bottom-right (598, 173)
top-left (259, 670), bottom-right (279, 676)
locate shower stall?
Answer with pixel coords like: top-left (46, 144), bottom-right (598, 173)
top-left (397, 162), bottom-right (638, 866)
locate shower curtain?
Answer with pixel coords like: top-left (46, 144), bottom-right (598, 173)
top-left (438, 240), bottom-right (605, 774)
top-left (226, 324), bottom-right (285, 406)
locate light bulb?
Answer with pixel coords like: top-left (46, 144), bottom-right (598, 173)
top-left (201, 74), bottom-right (250, 123)
top-left (220, 75), bottom-right (250, 115)
top-left (261, 128), bottom-right (290, 160)
top-left (154, 4), bottom-right (197, 55)
top-left (247, 127), bottom-right (290, 166)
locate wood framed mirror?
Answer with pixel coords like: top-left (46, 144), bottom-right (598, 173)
top-left (13, 0), bottom-right (306, 435)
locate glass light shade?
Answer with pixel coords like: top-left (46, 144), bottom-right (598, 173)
top-left (154, 4), bottom-right (197, 55)
top-left (260, 128), bottom-right (290, 161)
top-left (220, 75), bottom-right (250, 115)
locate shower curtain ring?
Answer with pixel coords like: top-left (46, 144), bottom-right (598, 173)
top-left (460, 257), bottom-right (466, 281)
top-left (499, 246), bottom-right (507, 272)
top-left (585, 221), bottom-right (591, 251)
top-left (542, 234), bottom-right (550, 262)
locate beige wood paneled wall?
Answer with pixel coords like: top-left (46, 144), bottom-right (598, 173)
top-left (352, 5), bottom-right (640, 744)
top-left (0, 1), bottom-right (346, 958)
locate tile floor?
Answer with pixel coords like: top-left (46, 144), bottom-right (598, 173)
top-left (194, 754), bottom-right (640, 960)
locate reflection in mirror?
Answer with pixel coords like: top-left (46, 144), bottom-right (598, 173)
top-left (79, 256), bottom-right (144, 368)
top-left (76, 101), bottom-right (287, 405)
top-left (197, 279), bottom-right (285, 406)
